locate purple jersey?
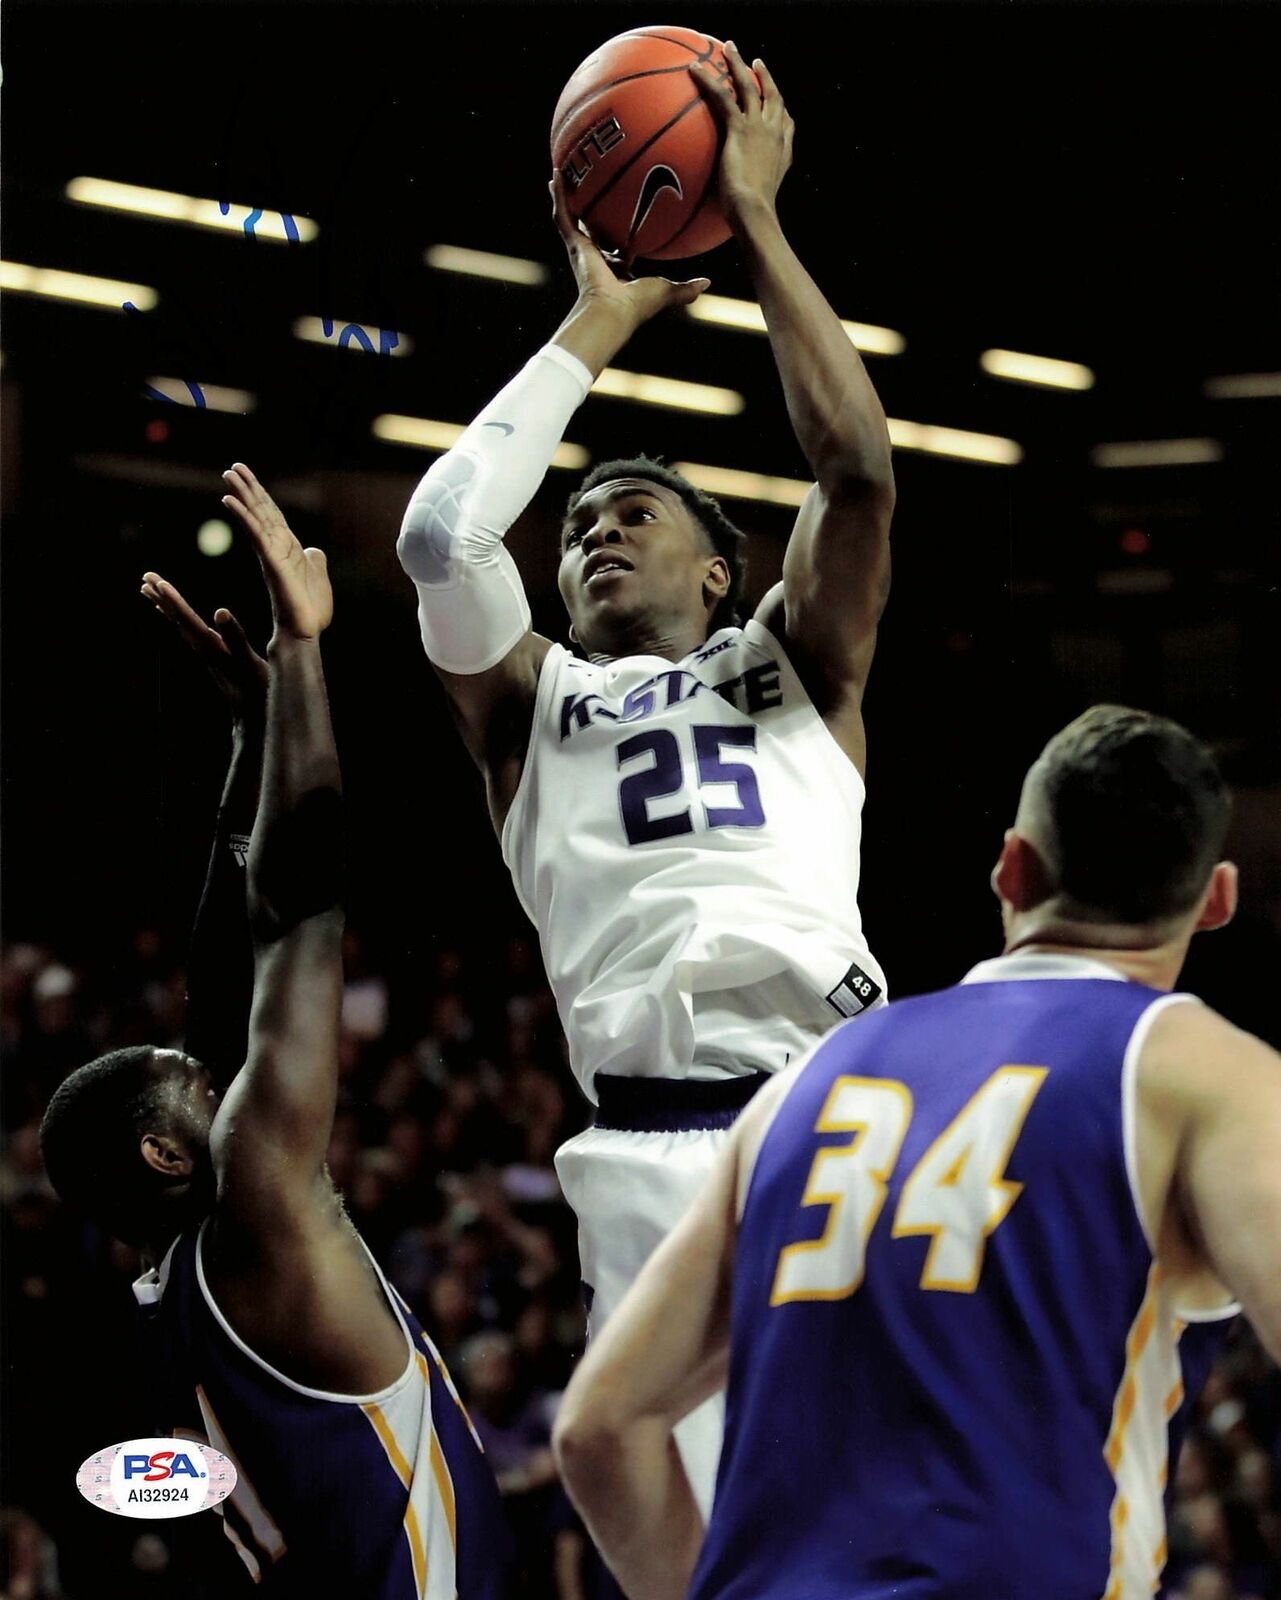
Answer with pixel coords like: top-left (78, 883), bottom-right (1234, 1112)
top-left (135, 1222), bottom-right (510, 1599)
top-left (691, 954), bottom-right (1237, 1600)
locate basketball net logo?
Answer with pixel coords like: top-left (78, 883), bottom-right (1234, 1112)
top-left (628, 165), bottom-right (683, 247)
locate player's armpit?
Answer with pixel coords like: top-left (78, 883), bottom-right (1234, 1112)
top-left (433, 631), bottom-right (553, 813)
top-left (1154, 1005), bottom-right (1281, 1362)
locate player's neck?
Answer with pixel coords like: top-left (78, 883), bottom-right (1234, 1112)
top-left (1002, 926), bottom-right (1188, 991)
top-left (586, 617), bottom-right (710, 664)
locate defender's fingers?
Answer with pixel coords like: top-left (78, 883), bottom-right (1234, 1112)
top-left (212, 609), bottom-right (254, 659)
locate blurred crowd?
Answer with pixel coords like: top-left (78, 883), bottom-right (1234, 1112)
top-left (3, 930), bottom-right (1280, 1598)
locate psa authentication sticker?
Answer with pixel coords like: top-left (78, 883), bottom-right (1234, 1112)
top-left (76, 1437), bottom-right (236, 1519)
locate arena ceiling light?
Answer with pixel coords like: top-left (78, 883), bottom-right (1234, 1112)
top-left (887, 419), bottom-right (1023, 465)
top-left (65, 178), bottom-right (317, 243)
top-left (593, 368), bottom-right (744, 416)
top-left (674, 462), bottom-right (810, 508)
top-left (686, 294), bottom-right (906, 357)
top-left (373, 414), bottom-right (589, 470)
top-left (979, 349), bottom-right (1095, 391)
top-left (424, 245), bottom-right (549, 286)
top-left (1203, 372), bottom-right (1281, 400)
top-left (0, 259), bottom-right (158, 310)
top-left (1091, 438), bottom-right (1223, 468)
top-left (293, 318), bottom-right (413, 355)
top-left (146, 377), bottom-right (256, 412)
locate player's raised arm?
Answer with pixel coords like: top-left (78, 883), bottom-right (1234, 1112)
top-left (395, 179), bottom-right (710, 824)
top-left (206, 464), bottom-right (344, 1219)
top-left (140, 572), bottom-right (268, 1086)
top-left (694, 45), bottom-right (895, 774)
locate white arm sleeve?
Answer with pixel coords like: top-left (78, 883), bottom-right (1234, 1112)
top-left (396, 342), bottom-right (594, 674)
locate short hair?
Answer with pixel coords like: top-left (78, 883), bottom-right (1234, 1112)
top-left (40, 1046), bottom-right (175, 1246)
top-left (565, 456), bottom-right (748, 630)
top-left (1030, 705), bottom-right (1231, 925)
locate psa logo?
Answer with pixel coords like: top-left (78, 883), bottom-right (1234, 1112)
top-left (124, 1449), bottom-right (204, 1482)
top-left (76, 1437), bottom-right (237, 1520)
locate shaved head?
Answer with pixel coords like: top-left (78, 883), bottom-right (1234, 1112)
top-left (1015, 706), bottom-right (1231, 926)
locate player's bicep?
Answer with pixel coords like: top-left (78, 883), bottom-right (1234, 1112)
top-left (211, 918), bottom-right (344, 1200)
top-left (1177, 1027), bottom-right (1281, 1361)
top-left (775, 478), bottom-right (894, 693)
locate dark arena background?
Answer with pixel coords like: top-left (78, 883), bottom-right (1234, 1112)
top-left (3, 1), bottom-right (1280, 1595)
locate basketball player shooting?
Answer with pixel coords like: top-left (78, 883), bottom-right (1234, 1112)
top-left (41, 467), bottom-right (508, 1599)
top-left (395, 44), bottom-right (894, 1506)
top-left (553, 707), bottom-right (1281, 1600)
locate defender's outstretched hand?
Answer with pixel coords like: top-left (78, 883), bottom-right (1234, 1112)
top-left (221, 463), bottom-right (333, 641)
top-left (550, 169), bottom-right (710, 326)
top-left (140, 572), bottom-right (267, 717)
top-left (692, 42), bottom-right (793, 229)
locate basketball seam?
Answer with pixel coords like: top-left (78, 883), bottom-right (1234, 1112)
top-left (550, 61), bottom-right (710, 148)
top-left (580, 93), bottom-right (705, 233)
top-left (636, 32), bottom-right (714, 59)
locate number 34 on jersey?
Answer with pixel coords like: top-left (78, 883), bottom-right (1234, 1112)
top-left (771, 1066), bottom-right (1048, 1304)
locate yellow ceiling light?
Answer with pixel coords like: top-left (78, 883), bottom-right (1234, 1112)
top-left (1091, 438), bottom-right (1223, 468)
top-left (673, 462), bottom-right (810, 507)
top-left (887, 419), bottom-right (1023, 465)
top-left (292, 318), bottom-right (412, 355)
top-left (0, 260), bottom-right (159, 310)
top-left (1203, 372), bottom-right (1281, 400)
top-left (145, 378), bottom-right (256, 412)
top-left (687, 294), bottom-right (905, 356)
top-left (65, 178), bottom-right (317, 242)
top-left (424, 245), bottom-right (548, 286)
top-left (980, 349), bottom-right (1094, 391)
top-left (373, 414), bottom-right (588, 469)
top-left (593, 368), bottom-right (743, 416)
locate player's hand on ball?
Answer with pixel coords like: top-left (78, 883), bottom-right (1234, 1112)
top-left (140, 573), bottom-right (267, 719)
top-left (221, 463), bottom-right (333, 642)
top-left (550, 170), bottom-right (710, 329)
top-left (692, 42), bottom-right (793, 228)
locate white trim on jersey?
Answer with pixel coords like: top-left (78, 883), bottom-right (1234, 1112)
top-left (1101, 1265), bottom-right (1187, 1600)
top-left (961, 952), bottom-right (1129, 984)
top-left (193, 1218), bottom-right (418, 1404)
top-left (1121, 992), bottom-right (1196, 1254)
top-left (1120, 993), bottom-right (1241, 1324)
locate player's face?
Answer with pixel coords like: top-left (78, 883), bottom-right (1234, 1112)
top-left (557, 479), bottom-right (720, 652)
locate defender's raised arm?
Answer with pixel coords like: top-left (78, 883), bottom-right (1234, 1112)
top-left (207, 464), bottom-right (344, 1214)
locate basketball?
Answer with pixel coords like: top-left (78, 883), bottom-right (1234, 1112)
top-left (550, 26), bottom-right (750, 262)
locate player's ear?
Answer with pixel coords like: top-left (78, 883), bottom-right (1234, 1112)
top-left (1193, 861), bottom-right (1238, 932)
top-left (140, 1132), bottom-right (195, 1180)
top-left (703, 556), bottom-right (730, 607)
top-left (991, 830), bottom-right (1053, 912)
top-left (568, 623), bottom-right (579, 645)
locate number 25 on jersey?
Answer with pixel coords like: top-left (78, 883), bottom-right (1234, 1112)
top-left (771, 1066), bottom-right (1047, 1304)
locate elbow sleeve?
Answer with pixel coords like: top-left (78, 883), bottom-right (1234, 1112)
top-left (396, 343), bottom-right (593, 675)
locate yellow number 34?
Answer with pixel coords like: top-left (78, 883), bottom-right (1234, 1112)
top-left (771, 1067), bottom-right (1048, 1304)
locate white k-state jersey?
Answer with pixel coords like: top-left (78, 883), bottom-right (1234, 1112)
top-left (501, 613), bottom-right (887, 1102)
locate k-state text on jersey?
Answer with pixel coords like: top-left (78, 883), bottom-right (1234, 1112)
top-left (559, 659), bottom-right (784, 741)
